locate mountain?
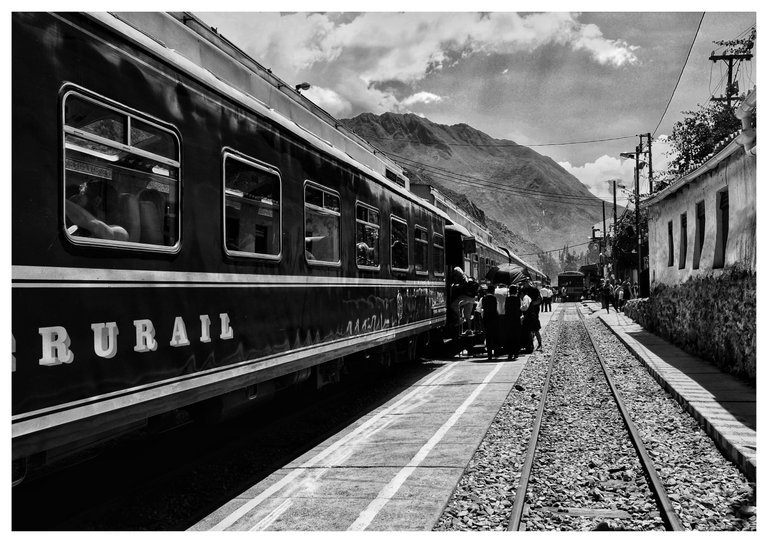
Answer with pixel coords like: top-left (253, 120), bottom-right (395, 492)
top-left (342, 112), bottom-right (609, 270)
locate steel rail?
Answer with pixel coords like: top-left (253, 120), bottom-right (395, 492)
top-left (506, 304), bottom-right (566, 531)
top-left (576, 305), bottom-right (685, 531)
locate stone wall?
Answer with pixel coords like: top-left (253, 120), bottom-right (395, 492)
top-left (623, 265), bottom-right (756, 384)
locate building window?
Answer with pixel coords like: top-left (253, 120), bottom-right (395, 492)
top-left (63, 91), bottom-right (180, 250)
top-left (714, 189), bottom-right (729, 269)
top-left (304, 183), bottom-right (341, 265)
top-left (223, 152), bottom-right (281, 259)
top-left (433, 233), bottom-right (445, 276)
top-left (693, 201), bottom-right (705, 270)
top-left (667, 221), bottom-right (674, 267)
top-left (355, 203), bottom-right (380, 269)
top-left (678, 213), bottom-right (687, 269)
top-left (414, 226), bottom-right (428, 275)
top-left (390, 216), bottom-right (409, 271)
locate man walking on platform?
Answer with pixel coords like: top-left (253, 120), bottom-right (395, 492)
top-left (505, 285), bottom-right (522, 360)
top-left (480, 285), bottom-right (500, 360)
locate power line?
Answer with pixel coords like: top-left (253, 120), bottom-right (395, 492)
top-left (386, 152), bottom-right (610, 206)
top-left (518, 240), bottom-right (592, 257)
top-left (364, 134), bottom-right (636, 148)
top-left (391, 153), bottom-right (600, 201)
top-left (386, 151), bottom-right (600, 201)
top-left (651, 12), bottom-right (706, 138)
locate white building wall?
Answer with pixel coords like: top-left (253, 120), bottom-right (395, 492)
top-left (647, 149), bottom-right (755, 287)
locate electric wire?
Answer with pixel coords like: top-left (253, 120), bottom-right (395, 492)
top-left (364, 134), bottom-right (636, 149)
top-left (385, 151), bottom-right (601, 201)
top-left (387, 152), bottom-right (610, 206)
top-left (651, 12), bottom-right (706, 138)
top-left (517, 239), bottom-right (592, 257)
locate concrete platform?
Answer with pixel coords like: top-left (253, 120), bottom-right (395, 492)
top-left (581, 301), bottom-right (756, 482)
top-left (190, 308), bottom-right (560, 531)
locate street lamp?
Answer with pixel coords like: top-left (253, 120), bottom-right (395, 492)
top-left (619, 147), bottom-right (647, 295)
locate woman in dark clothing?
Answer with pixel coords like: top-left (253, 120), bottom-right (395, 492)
top-left (505, 285), bottom-right (522, 360)
top-left (481, 285), bottom-right (500, 360)
top-left (523, 284), bottom-right (543, 351)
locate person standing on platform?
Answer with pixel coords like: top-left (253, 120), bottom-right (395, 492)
top-left (505, 285), bottom-right (522, 360)
top-left (480, 285), bottom-right (500, 360)
top-left (601, 280), bottom-right (612, 314)
top-left (450, 267), bottom-right (476, 335)
top-left (544, 284), bottom-right (552, 312)
top-left (522, 282), bottom-right (543, 352)
top-left (493, 282), bottom-right (509, 354)
top-left (617, 282), bottom-right (625, 312)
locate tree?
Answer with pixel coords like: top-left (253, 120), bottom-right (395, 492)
top-left (537, 250), bottom-right (561, 280)
top-left (663, 101), bottom-right (743, 182)
top-left (611, 207), bottom-right (649, 276)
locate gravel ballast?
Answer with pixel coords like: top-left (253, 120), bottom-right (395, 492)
top-left (435, 306), bottom-right (756, 531)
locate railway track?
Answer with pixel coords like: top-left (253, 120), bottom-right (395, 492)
top-left (506, 304), bottom-right (684, 531)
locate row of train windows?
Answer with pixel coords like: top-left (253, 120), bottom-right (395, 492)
top-left (472, 254), bottom-right (501, 268)
top-left (62, 90), bottom-right (445, 274)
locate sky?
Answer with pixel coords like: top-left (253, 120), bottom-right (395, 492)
top-left (195, 4), bottom-right (758, 207)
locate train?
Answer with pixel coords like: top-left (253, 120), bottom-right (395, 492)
top-left (557, 271), bottom-right (586, 301)
top-left (11, 12), bottom-right (548, 482)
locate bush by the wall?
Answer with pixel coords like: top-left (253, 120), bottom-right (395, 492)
top-left (623, 266), bottom-right (756, 384)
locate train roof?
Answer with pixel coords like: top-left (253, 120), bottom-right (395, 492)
top-left (92, 12), bottom-right (450, 223)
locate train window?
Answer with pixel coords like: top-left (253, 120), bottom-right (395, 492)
top-left (131, 119), bottom-right (178, 160)
top-left (62, 91), bottom-right (180, 251)
top-left (304, 183), bottom-right (341, 265)
top-left (224, 152), bottom-right (281, 259)
top-left (390, 216), bottom-right (409, 272)
top-left (433, 233), bottom-right (445, 276)
top-left (355, 203), bottom-right (380, 269)
top-left (414, 226), bottom-right (428, 275)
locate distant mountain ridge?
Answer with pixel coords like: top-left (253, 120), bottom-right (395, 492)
top-left (342, 112), bottom-right (607, 266)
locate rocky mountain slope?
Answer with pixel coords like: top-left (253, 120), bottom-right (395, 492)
top-left (343, 112), bottom-right (608, 267)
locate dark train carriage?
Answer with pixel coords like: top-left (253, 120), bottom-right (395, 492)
top-left (11, 12), bottom-right (450, 475)
top-left (474, 239), bottom-right (506, 283)
top-left (557, 271), bottom-right (586, 301)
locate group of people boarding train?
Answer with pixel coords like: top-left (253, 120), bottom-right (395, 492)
top-left (450, 267), bottom-right (552, 360)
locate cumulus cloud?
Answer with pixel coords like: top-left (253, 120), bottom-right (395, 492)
top-left (273, 12), bottom-right (638, 79)
top-left (399, 92), bottom-right (444, 107)
top-left (558, 155), bottom-right (636, 203)
top-left (559, 140), bottom-right (673, 203)
top-left (200, 12), bottom-right (639, 116)
top-left (302, 86), bottom-right (353, 117)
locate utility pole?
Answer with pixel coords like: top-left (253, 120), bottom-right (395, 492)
top-left (613, 180), bottom-right (617, 279)
top-left (709, 31), bottom-right (754, 109)
top-left (634, 144), bottom-right (642, 295)
top-left (709, 52), bottom-right (751, 109)
top-left (602, 201), bottom-right (606, 278)
top-left (639, 133), bottom-right (653, 193)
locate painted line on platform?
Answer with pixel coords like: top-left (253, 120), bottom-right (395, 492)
top-left (204, 359), bottom-right (461, 531)
top-left (347, 361), bottom-right (505, 531)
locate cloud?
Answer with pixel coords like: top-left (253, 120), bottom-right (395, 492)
top-left (558, 155), bottom-right (636, 202)
top-left (559, 139), bottom-right (673, 202)
top-left (571, 23), bottom-right (639, 67)
top-left (303, 85), bottom-right (442, 117)
top-left (399, 92), bottom-right (443, 107)
top-left (302, 86), bottom-right (353, 117)
top-left (200, 12), bottom-right (639, 116)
